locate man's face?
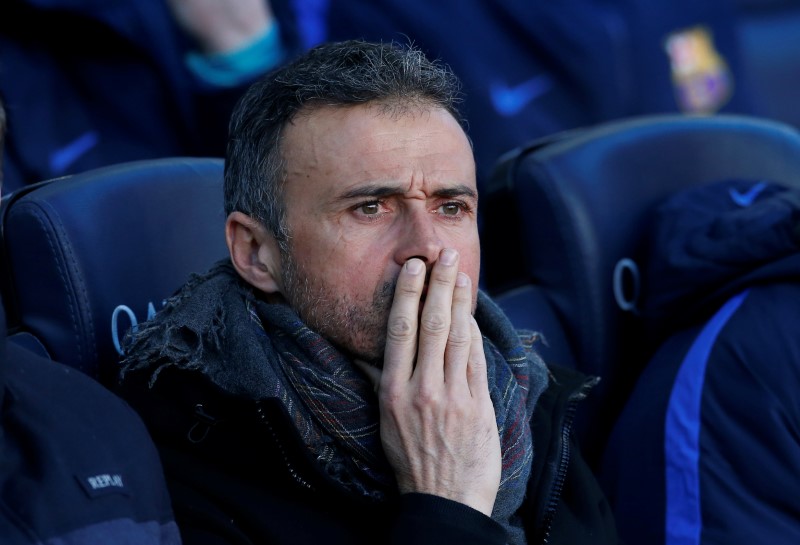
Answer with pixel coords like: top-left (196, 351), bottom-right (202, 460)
top-left (275, 102), bottom-right (480, 364)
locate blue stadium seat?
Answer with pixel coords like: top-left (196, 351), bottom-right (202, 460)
top-left (0, 157), bottom-right (227, 385)
top-left (482, 113), bottom-right (800, 464)
top-left (735, 0), bottom-right (800, 130)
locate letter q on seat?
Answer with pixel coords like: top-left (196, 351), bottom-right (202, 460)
top-left (0, 158), bottom-right (227, 385)
top-left (481, 114), bottom-right (800, 464)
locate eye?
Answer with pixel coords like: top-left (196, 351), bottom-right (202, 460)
top-left (358, 201), bottom-right (381, 215)
top-left (439, 201), bottom-right (467, 216)
top-left (352, 200), bottom-right (389, 220)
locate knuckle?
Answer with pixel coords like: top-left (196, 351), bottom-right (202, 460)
top-left (381, 389), bottom-right (402, 409)
top-left (386, 315), bottom-right (416, 342)
top-left (448, 398), bottom-right (471, 419)
top-left (469, 354), bottom-right (488, 373)
top-left (446, 329), bottom-right (471, 351)
top-left (412, 387), bottom-right (440, 411)
top-left (420, 311), bottom-right (449, 335)
top-left (397, 281), bottom-right (420, 297)
top-left (430, 273), bottom-right (452, 288)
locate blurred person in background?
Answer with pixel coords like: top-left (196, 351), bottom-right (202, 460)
top-left (311, 0), bottom-right (755, 192)
top-left (0, 0), bottom-right (295, 193)
top-left (1, 0), bottom-right (756, 196)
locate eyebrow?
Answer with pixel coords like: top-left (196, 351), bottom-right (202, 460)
top-left (336, 183), bottom-right (478, 202)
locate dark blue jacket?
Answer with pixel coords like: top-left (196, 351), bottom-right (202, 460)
top-left (0, 0), bottom-right (299, 193)
top-left (307, 0), bottom-right (754, 191)
top-left (602, 180), bottom-right (800, 544)
top-left (0, 301), bottom-right (181, 544)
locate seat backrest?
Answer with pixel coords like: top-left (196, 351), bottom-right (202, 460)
top-left (735, 0), bottom-right (800, 129)
top-left (493, 284), bottom-right (578, 371)
top-left (0, 157), bottom-right (227, 385)
top-left (481, 113), bottom-right (800, 461)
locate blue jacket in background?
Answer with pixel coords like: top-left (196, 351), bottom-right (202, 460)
top-left (602, 180), bottom-right (800, 545)
top-left (1, 0), bottom-right (755, 195)
top-left (308, 0), bottom-right (755, 191)
top-left (0, 0), bottom-right (299, 193)
top-left (0, 298), bottom-right (181, 544)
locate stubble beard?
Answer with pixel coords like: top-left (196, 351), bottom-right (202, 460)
top-left (280, 249), bottom-right (396, 367)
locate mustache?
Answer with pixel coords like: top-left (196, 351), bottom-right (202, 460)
top-left (378, 278), bottom-right (397, 300)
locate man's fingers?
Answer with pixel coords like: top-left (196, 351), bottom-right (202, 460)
top-left (415, 248), bottom-right (459, 383)
top-left (444, 272), bottom-right (473, 388)
top-left (382, 258), bottom-right (426, 384)
top-left (375, 251), bottom-right (500, 517)
top-left (466, 317), bottom-right (490, 399)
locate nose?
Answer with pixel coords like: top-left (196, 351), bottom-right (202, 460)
top-left (392, 207), bottom-right (443, 266)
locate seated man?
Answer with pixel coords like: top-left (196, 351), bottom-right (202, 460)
top-left (118, 40), bottom-right (618, 545)
top-left (0, 100), bottom-right (179, 545)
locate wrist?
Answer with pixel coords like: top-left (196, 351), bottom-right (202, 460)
top-left (185, 20), bottom-right (285, 88)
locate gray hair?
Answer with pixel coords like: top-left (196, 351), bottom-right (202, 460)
top-left (223, 40), bottom-right (466, 246)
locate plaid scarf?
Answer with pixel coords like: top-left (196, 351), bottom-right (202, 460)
top-left (122, 261), bottom-right (549, 544)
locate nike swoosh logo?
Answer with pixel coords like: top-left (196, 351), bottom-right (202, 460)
top-left (49, 131), bottom-right (99, 175)
top-left (490, 75), bottom-right (553, 117)
top-left (729, 181), bottom-right (768, 207)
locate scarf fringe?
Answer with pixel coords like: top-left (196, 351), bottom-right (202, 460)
top-left (121, 262), bottom-right (232, 387)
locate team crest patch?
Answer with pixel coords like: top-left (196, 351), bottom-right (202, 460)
top-left (664, 26), bottom-right (733, 114)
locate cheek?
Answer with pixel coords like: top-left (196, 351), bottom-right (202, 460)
top-left (454, 232), bottom-right (481, 281)
top-left (464, 254), bottom-right (481, 300)
top-left (300, 237), bottom-right (394, 296)
top-left (297, 215), bottom-right (394, 259)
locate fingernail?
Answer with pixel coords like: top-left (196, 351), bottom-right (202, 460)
top-left (406, 259), bottom-right (423, 275)
top-left (456, 272), bottom-right (469, 287)
top-left (440, 248), bottom-right (458, 266)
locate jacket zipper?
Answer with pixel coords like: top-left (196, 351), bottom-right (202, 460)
top-left (189, 403), bottom-right (219, 443)
top-left (256, 402), bottom-right (315, 492)
top-left (538, 377), bottom-right (598, 544)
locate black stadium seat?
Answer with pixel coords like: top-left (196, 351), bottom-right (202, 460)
top-left (0, 157), bottom-right (227, 385)
top-left (482, 113), bottom-right (800, 465)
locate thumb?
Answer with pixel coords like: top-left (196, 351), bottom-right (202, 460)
top-left (354, 359), bottom-right (382, 393)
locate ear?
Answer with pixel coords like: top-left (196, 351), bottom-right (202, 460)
top-left (226, 211), bottom-right (283, 294)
